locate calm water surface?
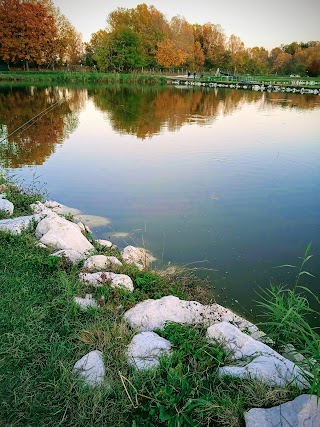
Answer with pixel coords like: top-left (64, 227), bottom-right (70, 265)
top-left (1, 84), bottom-right (319, 319)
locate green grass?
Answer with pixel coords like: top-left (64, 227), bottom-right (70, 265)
top-left (0, 229), bottom-right (302, 426)
top-left (257, 285), bottom-right (320, 396)
top-left (0, 71), bottom-right (167, 85)
top-left (0, 177), bottom-right (305, 426)
top-left (256, 244), bottom-right (320, 397)
top-left (0, 172), bottom-right (45, 217)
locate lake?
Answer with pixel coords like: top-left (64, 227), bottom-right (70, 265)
top-left (1, 83), bottom-right (319, 320)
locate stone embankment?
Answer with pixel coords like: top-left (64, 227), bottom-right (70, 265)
top-left (167, 76), bottom-right (320, 95)
top-left (0, 192), bottom-right (319, 426)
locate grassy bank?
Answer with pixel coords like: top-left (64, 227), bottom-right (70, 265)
top-left (0, 175), bottom-right (315, 426)
top-left (1, 71), bottom-right (319, 86)
top-left (0, 71), bottom-right (167, 85)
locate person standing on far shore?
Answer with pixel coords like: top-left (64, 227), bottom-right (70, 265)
top-left (193, 71), bottom-right (196, 80)
top-left (188, 70), bottom-right (191, 78)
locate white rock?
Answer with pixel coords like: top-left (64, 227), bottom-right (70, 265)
top-left (122, 245), bottom-right (156, 269)
top-left (0, 214), bottom-right (41, 234)
top-left (127, 332), bottom-right (171, 370)
top-left (207, 322), bottom-right (309, 388)
top-left (74, 294), bottom-right (98, 310)
top-left (0, 198), bottom-right (14, 215)
top-left (43, 200), bottom-right (81, 216)
top-left (124, 295), bottom-right (258, 334)
top-left (83, 255), bottom-right (122, 272)
top-left (80, 272), bottom-right (134, 292)
top-left (244, 394), bottom-right (320, 427)
top-left (30, 201), bottom-right (56, 216)
top-left (51, 249), bottom-right (85, 264)
top-left (35, 215), bottom-right (94, 253)
top-left (96, 239), bottom-right (113, 248)
top-left (73, 350), bottom-right (105, 386)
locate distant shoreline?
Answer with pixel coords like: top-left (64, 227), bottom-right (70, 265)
top-left (1, 71), bottom-right (319, 94)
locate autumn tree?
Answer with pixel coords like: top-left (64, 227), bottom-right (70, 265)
top-left (53, 9), bottom-right (83, 66)
top-left (0, 0), bottom-right (57, 70)
top-left (130, 4), bottom-right (168, 67)
top-left (45, 2), bottom-right (83, 68)
top-left (246, 46), bottom-right (269, 74)
top-left (193, 41), bottom-right (205, 69)
top-left (305, 42), bottom-right (320, 77)
top-left (155, 16), bottom-right (194, 69)
top-left (270, 47), bottom-right (292, 74)
top-left (227, 34), bottom-right (247, 74)
top-left (196, 23), bottom-right (226, 70)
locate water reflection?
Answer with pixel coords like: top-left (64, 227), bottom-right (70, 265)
top-left (0, 86), bottom-right (86, 167)
top-left (265, 92), bottom-right (320, 110)
top-left (89, 85), bottom-right (268, 139)
top-left (0, 85), bottom-right (319, 168)
top-left (0, 83), bottom-right (319, 319)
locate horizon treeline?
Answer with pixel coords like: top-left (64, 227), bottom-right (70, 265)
top-left (0, 1), bottom-right (319, 76)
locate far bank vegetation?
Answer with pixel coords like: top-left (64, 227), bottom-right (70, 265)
top-left (0, 1), bottom-right (319, 76)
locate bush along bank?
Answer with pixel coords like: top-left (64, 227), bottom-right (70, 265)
top-left (0, 176), bottom-right (319, 427)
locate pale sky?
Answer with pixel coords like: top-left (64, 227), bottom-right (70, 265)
top-left (53, 0), bottom-right (320, 50)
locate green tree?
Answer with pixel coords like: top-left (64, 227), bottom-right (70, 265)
top-left (110, 27), bottom-right (145, 71)
top-left (107, 3), bottom-right (167, 68)
top-left (90, 27), bottom-right (145, 72)
top-left (89, 30), bottom-right (110, 70)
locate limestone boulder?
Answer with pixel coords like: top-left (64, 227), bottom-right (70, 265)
top-left (73, 350), bottom-right (105, 386)
top-left (0, 197), bottom-right (14, 215)
top-left (43, 200), bottom-right (81, 216)
top-left (127, 332), bottom-right (172, 370)
top-left (79, 272), bottom-right (134, 292)
top-left (207, 322), bottom-right (309, 388)
top-left (30, 201), bottom-right (57, 217)
top-left (122, 245), bottom-right (156, 269)
top-left (0, 214), bottom-right (41, 234)
top-left (244, 394), bottom-right (320, 427)
top-left (51, 249), bottom-right (85, 264)
top-left (83, 255), bottom-right (122, 272)
top-left (124, 295), bottom-right (259, 334)
top-left (35, 215), bottom-right (94, 253)
top-left (96, 239), bottom-right (113, 248)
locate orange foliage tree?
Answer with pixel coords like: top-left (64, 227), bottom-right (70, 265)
top-left (199, 23), bottom-right (226, 69)
top-left (0, 0), bottom-right (57, 70)
top-left (155, 16), bottom-right (194, 69)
